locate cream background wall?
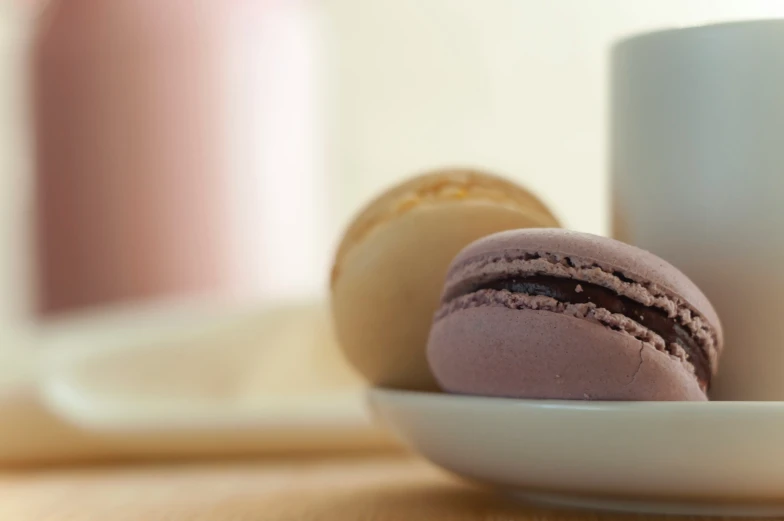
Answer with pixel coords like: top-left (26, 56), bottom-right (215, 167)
top-left (0, 1), bottom-right (35, 382)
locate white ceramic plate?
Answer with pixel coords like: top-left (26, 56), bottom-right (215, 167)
top-left (369, 388), bottom-right (784, 516)
top-left (0, 300), bottom-right (394, 465)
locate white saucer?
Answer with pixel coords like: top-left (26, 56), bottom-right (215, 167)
top-left (368, 388), bottom-right (784, 516)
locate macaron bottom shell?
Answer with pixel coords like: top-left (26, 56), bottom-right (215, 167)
top-left (427, 305), bottom-right (706, 401)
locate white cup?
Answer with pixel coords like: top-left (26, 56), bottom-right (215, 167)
top-left (611, 20), bottom-right (784, 400)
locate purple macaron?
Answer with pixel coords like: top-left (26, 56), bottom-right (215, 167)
top-left (426, 229), bottom-right (723, 401)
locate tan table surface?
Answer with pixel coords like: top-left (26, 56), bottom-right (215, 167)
top-left (0, 451), bottom-right (777, 521)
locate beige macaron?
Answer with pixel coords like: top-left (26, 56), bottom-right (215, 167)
top-left (330, 168), bottom-right (561, 391)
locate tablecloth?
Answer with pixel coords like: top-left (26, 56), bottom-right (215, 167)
top-left (0, 451), bottom-right (773, 521)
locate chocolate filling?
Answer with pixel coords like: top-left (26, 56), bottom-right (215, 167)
top-left (471, 276), bottom-right (710, 388)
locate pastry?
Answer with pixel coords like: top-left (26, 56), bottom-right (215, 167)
top-left (427, 229), bottom-right (722, 400)
top-left (331, 168), bottom-right (560, 390)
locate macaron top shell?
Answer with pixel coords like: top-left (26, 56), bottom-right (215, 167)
top-left (332, 169), bottom-right (559, 287)
top-left (440, 229), bottom-right (723, 376)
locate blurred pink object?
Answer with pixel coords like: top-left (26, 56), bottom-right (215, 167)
top-left (31, 0), bottom-right (232, 315)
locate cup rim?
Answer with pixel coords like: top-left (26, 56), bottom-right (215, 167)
top-left (612, 17), bottom-right (784, 51)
